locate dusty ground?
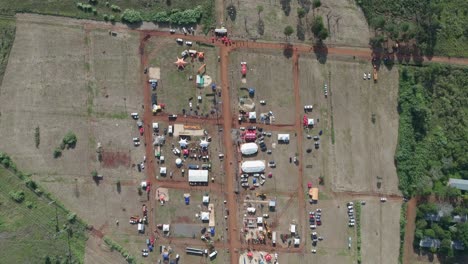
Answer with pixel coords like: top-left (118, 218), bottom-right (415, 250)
top-left (229, 49), bottom-right (295, 124)
top-left (360, 200), bottom-right (402, 264)
top-left (224, 0), bottom-right (370, 47)
top-left (146, 37), bottom-right (221, 116)
top-left (0, 14), bottom-right (149, 263)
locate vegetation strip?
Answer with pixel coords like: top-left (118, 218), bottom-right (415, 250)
top-left (355, 202), bottom-right (362, 263)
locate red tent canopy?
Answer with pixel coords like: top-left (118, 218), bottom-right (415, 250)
top-left (265, 254), bottom-right (272, 261)
top-left (241, 64), bottom-right (247, 75)
top-left (303, 115), bottom-right (308, 126)
top-left (247, 252), bottom-right (253, 258)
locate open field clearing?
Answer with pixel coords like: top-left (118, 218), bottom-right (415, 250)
top-left (229, 49), bottom-right (295, 124)
top-left (318, 57), bottom-right (401, 195)
top-left (224, 0), bottom-right (370, 46)
top-left (0, 15), bottom-right (148, 262)
top-left (360, 199), bottom-right (402, 264)
top-left (0, 167), bottom-right (87, 263)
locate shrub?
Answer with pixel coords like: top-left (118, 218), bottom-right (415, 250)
top-left (67, 212), bottom-right (77, 223)
top-left (297, 7), bottom-right (306, 18)
top-left (53, 148), bottom-right (62, 158)
top-left (25, 179), bottom-right (38, 190)
top-left (111, 5), bottom-right (121, 12)
top-left (9, 190), bottom-right (25, 203)
top-left (103, 14), bottom-right (108, 21)
top-left (34, 126), bottom-right (40, 148)
top-left (121, 9), bottom-right (142, 24)
top-left (62, 131), bottom-right (77, 148)
top-left (109, 15), bottom-right (116, 22)
top-left (91, 170), bottom-right (98, 177)
top-left (26, 201), bottom-right (36, 209)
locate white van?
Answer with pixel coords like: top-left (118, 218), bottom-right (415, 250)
top-left (209, 250), bottom-right (218, 259)
top-left (168, 125), bottom-right (173, 135)
top-left (272, 231), bottom-right (277, 245)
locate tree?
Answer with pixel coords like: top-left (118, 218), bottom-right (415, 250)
top-left (284, 25), bottom-right (294, 38)
top-left (121, 9), bottom-right (143, 24)
top-left (455, 222), bottom-right (468, 248)
top-left (313, 0), bottom-right (321, 9)
top-left (311, 16), bottom-right (328, 41)
top-left (439, 238), bottom-right (453, 256)
top-left (424, 228), bottom-right (436, 238)
top-left (257, 5), bottom-right (264, 16)
top-left (416, 219), bottom-right (428, 229)
top-left (53, 148), bottom-right (62, 158)
top-left (297, 7), bottom-right (306, 18)
top-left (62, 131), bottom-right (77, 148)
top-left (371, 15), bottom-right (386, 30)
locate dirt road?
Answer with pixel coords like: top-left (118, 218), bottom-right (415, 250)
top-left (403, 198), bottom-right (417, 264)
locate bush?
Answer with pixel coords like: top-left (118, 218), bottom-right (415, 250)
top-left (26, 201), bottom-right (35, 209)
top-left (311, 16), bottom-right (328, 41)
top-left (67, 212), bottom-right (77, 223)
top-left (25, 179), bottom-right (38, 190)
top-left (62, 131), bottom-right (77, 148)
top-left (91, 170), bottom-right (98, 177)
top-left (297, 7), bottom-right (306, 18)
top-left (121, 9), bottom-right (143, 24)
top-left (9, 190), bottom-right (25, 203)
top-left (110, 5), bottom-right (121, 12)
top-left (109, 15), bottom-right (116, 22)
top-left (53, 148), bottom-right (62, 158)
top-left (284, 25), bottom-right (294, 37)
top-left (34, 126), bottom-right (40, 148)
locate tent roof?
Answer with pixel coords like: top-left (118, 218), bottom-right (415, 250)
top-left (240, 143), bottom-right (259, 155)
top-left (241, 160), bottom-right (265, 173)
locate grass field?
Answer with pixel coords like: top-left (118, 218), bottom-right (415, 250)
top-left (0, 166), bottom-right (87, 263)
top-left (0, 0), bottom-right (212, 24)
top-left (0, 17), bottom-right (15, 86)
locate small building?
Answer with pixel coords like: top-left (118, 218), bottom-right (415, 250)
top-left (214, 27), bottom-right (228, 36)
top-left (248, 112), bottom-right (256, 122)
top-left (247, 207), bottom-right (256, 214)
top-left (294, 238), bottom-right (300, 247)
top-left (162, 224), bottom-right (170, 233)
top-left (241, 160), bottom-right (265, 173)
top-left (452, 240), bottom-right (465, 250)
top-left (160, 167), bottom-right (167, 176)
top-left (310, 188), bottom-right (319, 202)
top-left (138, 223), bottom-right (145, 233)
top-left (240, 143), bottom-right (258, 155)
top-left (307, 119), bottom-right (315, 127)
top-left (448, 178), bottom-right (468, 191)
top-left (419, 237), bottom-right (441, 249)
top-left (277, 134), bottom-right (290, 143)
top-left (202, 195), bottom-right (210, 204)
top-left (188, 170), bottom-right (209, 185)
top-left (257, 217), bottom-right (263, 225)
top-left (243, 131), bottom-right (257, 142)
top-left (200, 212), bottom-right (210, 222)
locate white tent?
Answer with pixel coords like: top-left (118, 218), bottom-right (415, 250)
top-left (202, 195), bottom-right (210, 204)
top-left (200, 138), bottom-right (210, 148)
top-left (175, 158), bottom-right (182, 166)
top-left (241, 160), bottom-right (265, 173)
top-left (240, 143), bottom-right (258, 155)
top-left (257, 217), bottom-right (263, 224)
top-left (278, 134), bottom-right (290, 143)
top-left (200, 212), bottom-right (210, 221)
top-left (308, 119), bottom-right (314, 126)
top-left (160, 167), bottom-right (167, 175)
top-left (138, 223), bottom-right (145, 233)
top-left (162, 224), bottom-right (170, 232)
top-left (179, 138), bottom-right (189, 148)
top-left (294, 238), bottom-right (300, 245)
top-left (247, 207), bottom-right (256, 213)
top-left (249, 112), bottom-right (256, 120)
top-left (188, 170), bottom-right (209, 183)
top-left (140, 181), bottom-right (147, 188)
top-left (154, 136), bottom-right (165, 146)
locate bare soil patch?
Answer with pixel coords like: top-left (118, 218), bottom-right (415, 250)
top-left (101, 150), bottom-right (131, 168)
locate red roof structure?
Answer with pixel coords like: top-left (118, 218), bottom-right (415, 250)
top-left (243, 131), bottom-right (256, 142)
top-left (303, 115), bottom-right (308, 127)
top-left (241, 64), bottom-right (247, 76)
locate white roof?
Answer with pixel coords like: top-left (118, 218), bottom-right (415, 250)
top-left (215, 28), bottom-right (227, 33)
top-left (160, 167), bottom-right (167, 174)
top-left (247, 207), bottom-right (256, 213)
top-left (203, 195), bottom-right (210, 203)
top-left (188, 170), bottom-right (209, 182)
top-left (257, 217), bottom-right (263, 224)
top-left (179, 138), bottom-right (188, 147)
top-left (249, 112), bottom-right (256, 119)
top-left (140, 181), bottom-right (147, 188)
top-left (200, 138), bottom-right (210, 148)
top-left (294, 238), bottom-right (300, 245)
top-left (290, 224), bottom-right (296, 233)
top-left (201, 212), bottom-right (210, 220)
top-left (152, 122), bottom-right (159, 128)
top-left (138, 223), bottom-right (144, 231)
top-left (163, 224), bottom-right (170, 231)
top-left (308, 119), bottom-right (314, 125)
top-left (240, 143), bottom-right (258, 155)
top-left (278, 134), bottom-right (290, 141)
top-left (241, 160), bottom-right (265, 173)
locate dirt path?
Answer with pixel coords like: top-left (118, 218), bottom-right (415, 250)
top-left (215, 0), bottom-right (225, 25)
top-left (219, 37), bottom-right (241, 264)
top-left (292, 49), bottom-right (306, 252)
top-left (140, 31), bottom-right (157, 240)
top-left (403, 198), bottom-right (417, 264)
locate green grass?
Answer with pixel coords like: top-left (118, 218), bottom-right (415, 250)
top-left (354, 201), bottom-right (362, 264)
top-left (0, 166), bottom-right (87, 263)
top-left (0, 0), bottom-right (215, 31)
top-left (0, 17), bottom-right (15, 86)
